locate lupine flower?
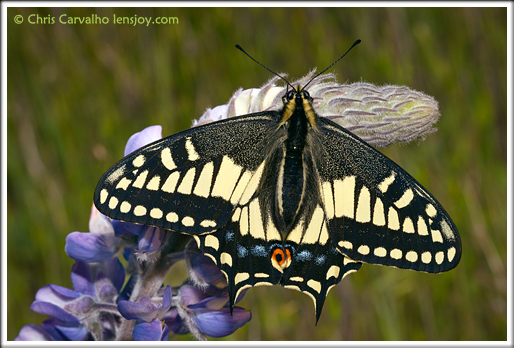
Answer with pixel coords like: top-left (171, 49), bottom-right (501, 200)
top-left (16, 258), bottom-right (124, 340)
top-left (165, 281), bottom-right (251, 339)
top-left (132, 318), bottom-right (170, 341)
top-left (16, 320), bottom-right (90, 341)
top-left (118, 285), bottom-right (173, 340)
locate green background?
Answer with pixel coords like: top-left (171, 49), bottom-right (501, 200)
top-left (7, 7), bottom-right (507, 341)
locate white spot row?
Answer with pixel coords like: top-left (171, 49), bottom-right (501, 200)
top-left (338, 240), bottom-right (457, 265)
top-left (100, 191), bottom-right (218, 228)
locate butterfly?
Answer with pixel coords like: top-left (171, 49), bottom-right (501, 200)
top-left (94, 40), bottom-right (461, 322)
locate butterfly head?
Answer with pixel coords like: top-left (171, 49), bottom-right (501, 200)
top-left (282, 86), bottom-right (312, 106)
top-left (280, 85), bottom-right (317, 129)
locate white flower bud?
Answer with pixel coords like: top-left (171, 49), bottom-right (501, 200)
top-left (193, 71), bottom-right (441, 148)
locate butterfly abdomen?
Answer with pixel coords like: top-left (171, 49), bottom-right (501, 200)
top-left (280, 148), bottom-right (304, 230)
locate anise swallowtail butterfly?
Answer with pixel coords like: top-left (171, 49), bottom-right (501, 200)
top-left (94, 41), bottom-right (461, 322)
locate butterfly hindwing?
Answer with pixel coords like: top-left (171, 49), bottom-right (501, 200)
top-left (194, 205), bottom-right (285, 307)
top-left (313, 117), bottom-right (461, 273)
top-left (281, 203), bottom-right (362, 321)
top-left (94, 112), bottom-right (281, 235)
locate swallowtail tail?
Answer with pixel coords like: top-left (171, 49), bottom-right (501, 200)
top-left (94, 41), bottom-right (461, 322)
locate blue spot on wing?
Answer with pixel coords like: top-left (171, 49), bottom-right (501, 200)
top-left (296, 250), bottom-right (312, 261)
top-left (237, 245), bottom-right (248, 258)
top-left (225, 231), bottom-right (235, 241)
top-left (251, 245), bottom-right (267, 257)
top-left (315, 255), bottom-right (326, 265)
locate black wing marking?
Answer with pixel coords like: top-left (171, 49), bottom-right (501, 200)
top-left (94, 112), bottom-right (281, 235)
top-left (314, 117), bottom-right (461, 273)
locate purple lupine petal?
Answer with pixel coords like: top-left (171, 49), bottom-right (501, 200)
top-left (88, 205), bottom-right (114, 234)
top-left (138, 227), bottom-right (164, 254)
top-left (133, 318), bottom-right (169, 341)
top-left (189, 296), bottom-right (229, 311)
top-left (65, 232), bottom-right (117, 262)
top-left (101, 258), bottom-right (125, 293)
top-left (118, 299), bottom-right (157, 321)
top-left (42, 318), bottom-right (89, 341)
top-left (70, 261), bottom-right (95, 297)
top-left (163, 309), bottom-right (189, 335)
top-left (35, 284), bottom-right (81, 305)
top-left (15, 325), bottom-right (53, 341)
top-left (235, 288), bottom-right (248, 304)
top-left (50, 324), bottom-right (89, 341)
top-left (161, 307), bottom-right (178, 322)
top-left (156, 286), bottom-right (173, 318)
top-left (111, 220), bottom-right (138, 238)
top-left (189, 252), bottom-right (226, 287)
top-left (122, 247), bottom-right (134, 262)
top-left (124, 125), bottom-right (162, 156)
top-left (161, 286), bottom-right (172, 308)
top-left (113, 220), bottom-right (148, 237)
top-left (193, 306), bottom-right (251, 338)
top-left (161, 321), bottom-right (170, 341)
top-left (30, 301), bottom-right (80, 324)
top-left (118, 286), bottom-right (173, 322)
top-left (179, 284), bottom-right (210, 306)
top-left (138, 297), bottom-right (156, 308)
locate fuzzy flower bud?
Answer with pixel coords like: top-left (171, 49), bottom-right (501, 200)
top-left (194, 71), bottom-right (440, 148)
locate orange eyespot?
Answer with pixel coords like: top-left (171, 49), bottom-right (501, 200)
top-left (271, 247), bottom-right (292, 272)
top-left (272, 248), bottom-right (286, 266)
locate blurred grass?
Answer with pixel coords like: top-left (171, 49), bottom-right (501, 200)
top-left (7, 7), bottom-right (506, 341)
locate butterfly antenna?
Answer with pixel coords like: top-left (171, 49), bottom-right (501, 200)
top-left (303, 39), bottom-right (361, 90)
top-left (235, 44), bottom-right (294, 89)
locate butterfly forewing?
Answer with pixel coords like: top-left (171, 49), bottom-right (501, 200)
top-left (94, 112), bottom-right (280, 234)
top-left (313, 117), bottom-right (461, 273)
